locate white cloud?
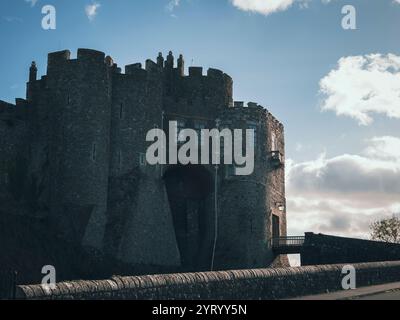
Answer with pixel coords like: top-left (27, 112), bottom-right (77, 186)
top-left (25, 0), bottom-right (38, 7)
top-left (230, 0), bottom-right (334, 16)
top-left (364, 136), bottom-right (400, 161)
top-left (231, 0), bottom-right (295, 15)
top-left (166, 0), bottom-right (180, 12)
top-left (286, 136), bottom-right (400, 239)
top-left (287, 154), bottom-right (400, 196)
top-left (319, 54), bottom-right (400, 125)
top-left (230, 0), bottom-right (399, 16)
top-left (3, 16), bottom-right (23, 23)
top-left (85, 2), bottom-right (101, 21)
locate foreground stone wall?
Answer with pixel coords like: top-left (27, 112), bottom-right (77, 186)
top-left (16, 261), bottom-right (400, 300)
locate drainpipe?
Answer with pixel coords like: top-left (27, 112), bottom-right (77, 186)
top-left (211, 119), bottom-right (221, 271)
top-left (160, 111), bottom-right (165, 178)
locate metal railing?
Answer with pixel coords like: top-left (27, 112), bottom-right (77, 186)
top-left (271, 236), bottom-right (305, 248)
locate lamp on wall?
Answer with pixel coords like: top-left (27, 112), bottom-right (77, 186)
top-left (276, 202), bottom-right (285, 212)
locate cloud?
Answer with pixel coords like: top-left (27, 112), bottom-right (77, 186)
top-left (319, 54), bottom-right (400, 125)
top-left (287, 196), bottom-right (400, 238)
top-left (2, 16), bottom-right (23, 23)
top-left (287, 154), bottom-right (400, 196)
top-left (286, 136), bottom-right (400, 239)
top-left (166, 0), bottom-right (180, 12)
top-left (85, 2), bottom-right (101, 21)
top-left (230, 0), bottom-right (296, 15)
top-left (364, 136), bottom-right (400, 161)
top-left (25, 0), bottom-right (38, 7)
top-left (230, 0), bottom-right (399, 16)
top-left (230, 0), bottom-right (336, 16)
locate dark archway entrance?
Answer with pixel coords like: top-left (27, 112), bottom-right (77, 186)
top-left (164, 165), bottom-right (213, 270)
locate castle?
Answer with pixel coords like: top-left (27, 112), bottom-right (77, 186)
top-left (0, 49), bottom-right (286, 275)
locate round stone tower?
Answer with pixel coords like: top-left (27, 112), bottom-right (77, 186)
top-left (46, 49), bottom-right (112, 249)
top-left (214, 102), bottom-right (286, 270)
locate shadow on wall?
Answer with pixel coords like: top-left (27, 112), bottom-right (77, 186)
top-left (164, 165), bottom-right (214, 271)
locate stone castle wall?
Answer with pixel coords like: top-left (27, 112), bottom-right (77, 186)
top-left (0, 49), bottom-right (287, 274)
top-left (302, 233), bottom-right (400, 266)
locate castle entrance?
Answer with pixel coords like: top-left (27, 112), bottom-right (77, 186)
top-left (164, 165), bottom-right (213, 270)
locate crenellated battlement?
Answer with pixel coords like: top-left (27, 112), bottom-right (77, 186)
top-left (22, 49), bottom-right (279, 129)
top-left (45, 49), bottom-right (231, 78)
top-left (0, 100), bottom-right (15, 110)
top-left (44, 49), bottom-right (233, 106)
top-left (0, 101), bottom-right (16, 123)
top-left (77, 48), bottom-right (105, 63)
top-left (218, 101), bottom-right (284, 129)
top-left (47, 49), bottom-right (109, 76)
top-left (48, 48), bottom-right (105, 65)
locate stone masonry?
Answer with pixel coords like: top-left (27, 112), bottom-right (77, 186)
top-left (16, 261), bottom-right (400, 300)
top-left (0, 49), bottom-right (287, 276)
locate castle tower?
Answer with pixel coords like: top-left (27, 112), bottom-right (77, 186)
top-left (106, 55), bottom-right (181, 268)
top-left (213, 103), bottom-right (286, 269)
top-left (4, 49), bottom-right (286, 276)
top-left (45, 49), bottom-right (112, 249)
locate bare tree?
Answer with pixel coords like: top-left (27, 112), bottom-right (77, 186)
top-left (370, 215), bottom-right (400, 244)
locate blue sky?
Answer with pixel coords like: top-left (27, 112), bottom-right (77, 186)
top-left (1, 0), bottom-right (400, 241)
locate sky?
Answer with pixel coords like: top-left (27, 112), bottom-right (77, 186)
top-left (0, 0), bottom-right (399, 244)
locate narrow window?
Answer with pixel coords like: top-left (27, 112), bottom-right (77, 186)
top-left (92, 143), bottom-right (97, 161)
top-left (67, 95), bottom-right (71, 105)
top-left (272, 215), bottom-right (280, 239)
